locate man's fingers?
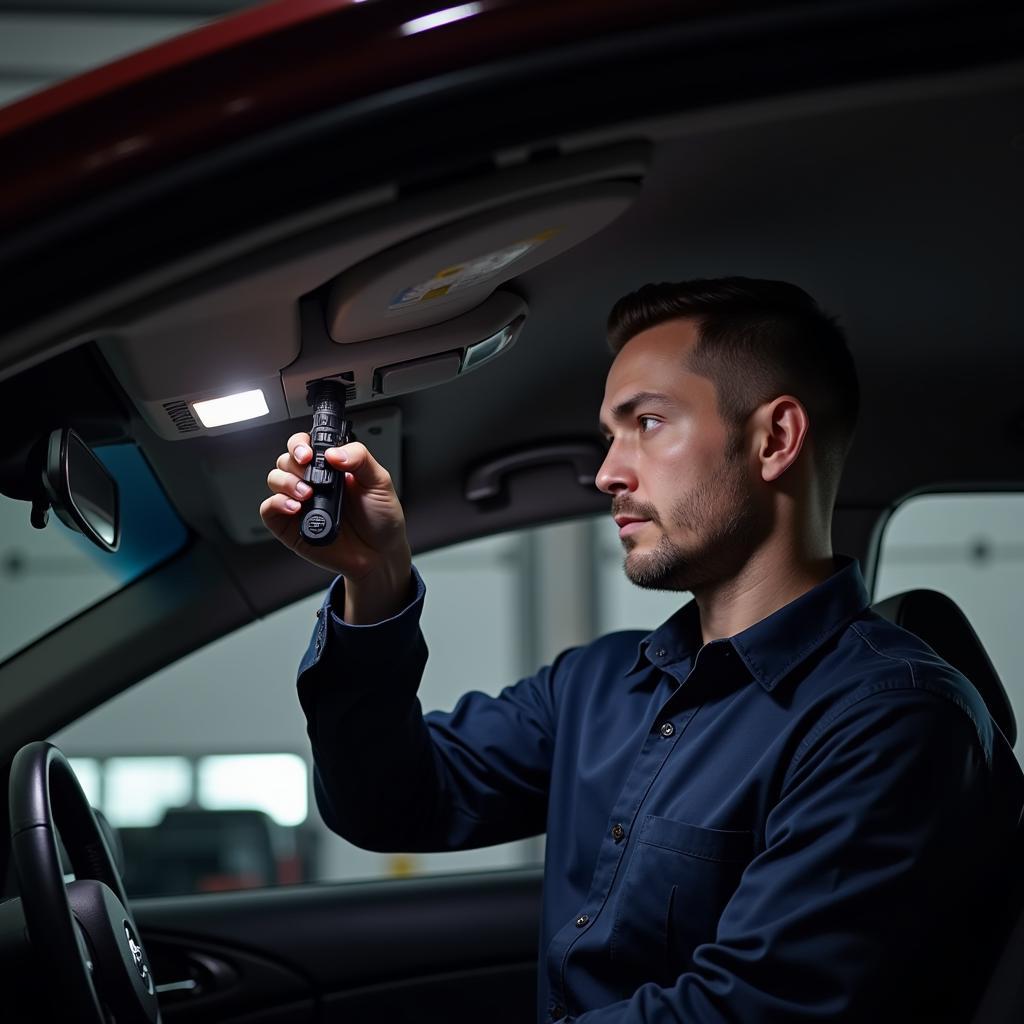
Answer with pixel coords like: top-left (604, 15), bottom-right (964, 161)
top-left (276, 450), bottom-right (306, 475)
top-left (288, 432), bottom-right (313, 464)
top-left (324, 442), bottom-right (393, 489)
top-left (267, 468), bottom-right (313, 501)
top-left (260, 493), bottom-right (303, 524)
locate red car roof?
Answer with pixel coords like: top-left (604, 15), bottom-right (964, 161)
top-left (0, 0), bottom-right (717, 229)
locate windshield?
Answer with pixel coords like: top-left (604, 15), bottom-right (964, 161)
top-left (0, 7), bottom-right (237, 111)
top-left (0, 443), bottom-right (188, 666)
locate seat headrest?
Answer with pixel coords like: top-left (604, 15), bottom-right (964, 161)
top-left (872, 589), bottom-right (1016, 747)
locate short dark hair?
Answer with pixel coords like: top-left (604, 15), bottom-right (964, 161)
top-left (606, 276), bottom-right (859, 506)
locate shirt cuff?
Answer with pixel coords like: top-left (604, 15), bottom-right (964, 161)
top-left (297, 565), bottom-right (427, 711)
top-left (315, 564), bottom-right (425, 667)
top-left (324, 564), bottom-right (424, 626)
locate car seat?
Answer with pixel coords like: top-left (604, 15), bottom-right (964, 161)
top-left (871, 589), bottom-right (1022, 1023)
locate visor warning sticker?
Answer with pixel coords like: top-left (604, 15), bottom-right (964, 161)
top-left (388, 228), bottom-right (560, 312)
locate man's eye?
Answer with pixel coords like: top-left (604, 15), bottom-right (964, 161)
top-left (638, 415), bottom-right (660, 432)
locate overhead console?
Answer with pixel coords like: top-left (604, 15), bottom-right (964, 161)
top-left (280, 177), bottom-right (639, 420)
top-left (100, 142), bottom-right (649, 441)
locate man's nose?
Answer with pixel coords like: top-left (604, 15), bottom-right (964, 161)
top-left (595, 443), bottom-right (637, 495)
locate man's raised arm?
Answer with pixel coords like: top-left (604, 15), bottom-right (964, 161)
top-left (263, 433), bottom-right (560, 853)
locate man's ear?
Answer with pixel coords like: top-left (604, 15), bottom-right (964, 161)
top-left (755, 396), bottom-right (810, 483)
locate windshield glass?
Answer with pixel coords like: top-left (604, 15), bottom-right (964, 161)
top-left (0, 7), bottom-right (239, 111)
top-left (0, 443), bottom-right (188, 665)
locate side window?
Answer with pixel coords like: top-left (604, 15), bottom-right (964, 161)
top-left (53, 514), bottom-right (692, 896)
top-left (874, 492), bottom-right (1024, 759)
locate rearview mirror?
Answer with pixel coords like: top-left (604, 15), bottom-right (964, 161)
top-left (41, 428), bottom-right (120, 552)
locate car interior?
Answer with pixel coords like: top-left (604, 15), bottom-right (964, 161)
top-left (0, 2), bottom-right (1022, 1022)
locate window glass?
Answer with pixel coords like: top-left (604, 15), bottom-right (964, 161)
top-left (52, 514), bottom-right (693, 896)
top-left (0, 10), bottom-right (233, 109)
top-left (874, 492), bottom-right (1024, 758)
top-left (0, 495), bottom-right (114, 662)
top-left (0, 443), bottom-right (188, 665)
top-left (105, 757), bottom-right (192, 828)
top-left (198, 755), bottom-right (308, 827)
top-left (68, 757), bottom-right (101, 808)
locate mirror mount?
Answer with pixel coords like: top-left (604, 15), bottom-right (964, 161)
top-left (30, 495), bottom-right (50, 530)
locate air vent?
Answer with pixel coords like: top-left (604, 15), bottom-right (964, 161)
top-left (163, 400), bottom-right (200, 434)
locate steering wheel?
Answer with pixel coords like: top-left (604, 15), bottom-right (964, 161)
top-left (9, 741), bottom-right (161, 1024)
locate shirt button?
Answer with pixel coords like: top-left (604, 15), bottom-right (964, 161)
top-left (655, 647), bottom-right (667, 657)
top-left (611, 823), bottom-right (625, 843)
top-left (659, 721), bottom-right (675, 738)
top-left (551, 1005), bottom-right (565, 1020)
top-left (575, 914), bottom-right (589, 928)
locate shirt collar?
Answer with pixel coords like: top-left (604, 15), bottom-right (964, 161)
top-left (627, 556), bottom-right (870, 691)
top-left (625, 600), bottom-right (702, 678)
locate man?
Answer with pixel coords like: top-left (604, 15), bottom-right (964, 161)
top-left (262, 277), bottom-right (1023, 1022)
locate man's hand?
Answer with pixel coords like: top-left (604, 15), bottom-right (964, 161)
top-left (261, 432), bottom-right (413, 623)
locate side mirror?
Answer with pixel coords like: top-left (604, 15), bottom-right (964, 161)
top-left (40, 428), bottom-right (120, 552)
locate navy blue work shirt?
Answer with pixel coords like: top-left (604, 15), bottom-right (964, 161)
top-left (297, 555), bottom-right (1024, 1023)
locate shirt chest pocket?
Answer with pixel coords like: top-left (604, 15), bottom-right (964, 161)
top-left (610, 815), bottom-right (754, 984)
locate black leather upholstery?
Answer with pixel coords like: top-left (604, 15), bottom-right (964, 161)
top-left (871, 589), bottom-right (1022, 1023)
top-left (971, 884), bottom-right (1024, 1024)
top-left (872, 589), bottom-right (1017, 746)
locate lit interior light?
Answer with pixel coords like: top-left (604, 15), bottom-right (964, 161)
top-left (399, 3), bottom-right (482, 37)
top-left (192, 389), bottom-right (269, 428)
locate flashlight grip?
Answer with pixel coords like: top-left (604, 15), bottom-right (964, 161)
top-left (299, 385), bottom-right (349, 547)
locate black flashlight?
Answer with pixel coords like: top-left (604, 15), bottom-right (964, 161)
top-left (299, 379), bottom-right (350, 547)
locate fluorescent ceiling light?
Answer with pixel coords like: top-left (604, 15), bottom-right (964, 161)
top-left (192, 388), bottom-right (269, 428)
top-left (198, 754), bottom-right (308, 827)
top-left (399, 3), bottom-right (482, 37)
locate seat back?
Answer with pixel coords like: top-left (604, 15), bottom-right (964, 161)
top-left (970, 831), bottom-right (1024, 1024)
top-left (872, 589), bottom-right (1016, 745)
top-left (871, 589), bottom-right (1021, 1022)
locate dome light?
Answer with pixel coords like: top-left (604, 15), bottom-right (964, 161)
top-left (192, 389), bottom-right (269, 428)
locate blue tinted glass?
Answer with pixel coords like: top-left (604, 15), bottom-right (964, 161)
top-left (0, 443), bottom-right (188, 666)
top-left (63, 443), bottom-right (188, 583)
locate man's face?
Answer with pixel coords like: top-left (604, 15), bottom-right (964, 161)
top-left (597, 319), bottom-right (764, 592)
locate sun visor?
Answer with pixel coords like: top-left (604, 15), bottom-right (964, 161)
top-left (326, 180), bottom-right (639, 345)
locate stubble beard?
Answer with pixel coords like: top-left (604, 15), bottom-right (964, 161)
top-left (622, 440), bottom-right (761, 593)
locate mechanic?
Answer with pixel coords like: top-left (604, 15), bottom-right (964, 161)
top-left (261, 277), bottom-right (1024, 1023)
